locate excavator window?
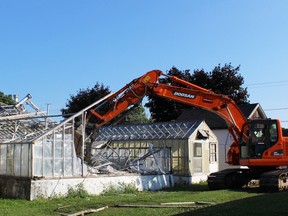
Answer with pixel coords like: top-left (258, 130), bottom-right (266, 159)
top-left (251, 124), bottom-right (266, 157)
top-left (269, 123), bottom-right (278, 144)
top-left (240, 120), bottom-right (278, 159)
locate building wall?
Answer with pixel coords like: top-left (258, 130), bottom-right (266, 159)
top-left (164, 139), bottom-right (189, 176)
top-left (187, 138), bottom-right (210, 181)
top-left (186, 122), bottom-right (219, 183)
top-left (30, 174), bottom-right (174, 200)
top-left (0, 176), bottom-right (31, 199)
top-left (213, 129), bottom-right (240, 170)
top-left (0, 143), bottom-right (32, 177)
top-left (0, 174), bottom-right (174, 200)
top-left (108, 139), bottom-right (185, 175)
top-left (33, 133), bottom-right (84, 178)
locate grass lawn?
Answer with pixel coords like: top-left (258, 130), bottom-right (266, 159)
top-left (0, 183), bottom-right (288, 216)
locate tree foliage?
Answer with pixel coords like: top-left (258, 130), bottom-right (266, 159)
top-left (118, 105), bottom-right (150, 125)
top-left (0, 92), bottom-right (15, 105)
top-left (130, 106), bottom-right (150, 124)
top-left (61, 82), bottom-right (111, 117)
top-left (145, 64), bottom-right (249, 122)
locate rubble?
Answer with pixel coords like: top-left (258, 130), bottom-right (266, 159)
top-left (89, 141), bottom-right (171, 175)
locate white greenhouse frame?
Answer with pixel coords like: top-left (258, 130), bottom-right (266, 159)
top-left (0, 93), bottom-right (114, 178)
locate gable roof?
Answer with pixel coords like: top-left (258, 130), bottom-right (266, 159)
top-left (95, 120), bottom-right (204, 141)
top-left (177, 108), bottom-right (226, 129)
top-left (240, 103), bottom-right (266, 119)
top-left (177, 103), bottom-right (266, 129)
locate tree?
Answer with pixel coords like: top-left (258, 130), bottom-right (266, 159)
top-left (61, 82), bottom-right (111, 118)
top-left (209, 64), bottom-right (249, 104)
top-left (0, 92), bottom-right (15, 105)
top-left (113, 104), bottom-right (150, 125)
top-left (61, 83), bottom-right (149, 125)
top-left (128, 106), bottom-right (150, 124)
top-left (145, 64), bottom-right (249, 122)
top-left (145, 67), bottom-right (191, 122)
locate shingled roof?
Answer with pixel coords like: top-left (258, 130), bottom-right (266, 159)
top-left (177, 103), bottom-right (266, 129)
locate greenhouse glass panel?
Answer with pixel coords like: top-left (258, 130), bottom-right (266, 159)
top-left (0, 145), bottom-right (7, 175)
top-left (33, 125), bottom-right (83, 178)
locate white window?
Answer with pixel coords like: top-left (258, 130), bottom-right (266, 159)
top-left (209, 143), bottom-right (217, 163)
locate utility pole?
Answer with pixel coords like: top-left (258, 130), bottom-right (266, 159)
top-left (45, 103), bottom-right (51, 129)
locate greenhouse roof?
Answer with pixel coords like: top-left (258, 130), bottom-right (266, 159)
top-left (0, 94), bottom-right (56, 143)
top-left (95, 120), bottom-right (203, 141)
top-left (0, 118), bottom-right (53, 143)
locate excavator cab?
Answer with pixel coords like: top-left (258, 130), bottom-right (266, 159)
top-left (210, 119), bottom-right (288, 190)
top-left (239, 119), bottom-right (279, 160)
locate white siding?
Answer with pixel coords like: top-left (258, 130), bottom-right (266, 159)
top-left (213, 129), bottom-right (241, 170)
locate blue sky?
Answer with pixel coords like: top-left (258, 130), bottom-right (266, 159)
top-left (1, 1), bottom-right (288, 126)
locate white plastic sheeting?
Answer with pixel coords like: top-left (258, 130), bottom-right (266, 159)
top-left (0, 143), bottom-right (31, 177)
top-left (33, 130), bottom-right (85, 178)
top-left (0, 131), bottom-right (85, 178)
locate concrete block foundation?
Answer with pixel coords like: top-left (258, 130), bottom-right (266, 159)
top-left (0, 174), bottom-right (174, 200)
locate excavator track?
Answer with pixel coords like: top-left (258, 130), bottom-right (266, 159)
top-left (260, 169), bottom-right (288, 191)
top-left (208, 168), bottom-right (251, 190)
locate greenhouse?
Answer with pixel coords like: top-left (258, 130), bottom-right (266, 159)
top-left (95, 120), bottom-right (219, 184)
top-left (0, 94), bottom-right (174, 200)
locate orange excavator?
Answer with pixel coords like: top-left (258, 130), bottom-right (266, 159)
top-left (87, 70), bottom-right (288, 191)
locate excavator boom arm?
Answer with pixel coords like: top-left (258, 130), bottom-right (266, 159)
top-left (88, 70), bottom-right (247, 164)
top-left (87, 70), bottom-right (163, 125)
top-left (151, 83), bottom-right (246, 136)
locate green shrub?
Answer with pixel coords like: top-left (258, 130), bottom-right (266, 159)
top-left (101, 182), bottom-right (138, 196)
top-left (67, 183), bottom-right (89, 198)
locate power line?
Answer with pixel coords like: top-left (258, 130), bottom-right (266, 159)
top-left (264, 107), bottom-right (288, 111)
top-left (247, 80), bottom-right (288, 86)
top-left (246, 80), bottom-right (288, 89)
top-left (263, 108), bottom-right (288, 124)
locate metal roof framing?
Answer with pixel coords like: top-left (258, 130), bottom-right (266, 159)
top-left (0, 94), bottom-right (56, 144)
top-left (95, 120), bottom-right (202, 141)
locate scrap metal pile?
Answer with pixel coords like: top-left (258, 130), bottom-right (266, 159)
top-left (88, 141), bottom-right (171, 175)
